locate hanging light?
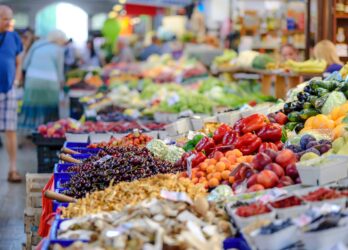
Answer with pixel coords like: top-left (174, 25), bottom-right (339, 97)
top-left (108, 11), bottom-right (118, 19)
top-left (113, 4), bottom-right (123, 12)
top-left (119, 0), bottom-right (127, 4)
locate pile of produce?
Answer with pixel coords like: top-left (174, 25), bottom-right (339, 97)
top-left (62, 174), bottom-right (207, 218)
top-left (283, 78), bottom-right (348, 132)
top-left (284, 59), bottom-right (327, 73)
top-left (88, 132), bottom-right (153, 148)
top-left (146, 139), bottom-right (185, 163)
top-left (57, 197), bottom-right (232, 250)
top-left (286, 134), bottom-right (332, 160)
top-left (37, 119), bottom-right (164, 138)
top-left (66, 68), bottom-right (103, 89)
top-left (63, 146), bottom-right (184, 198)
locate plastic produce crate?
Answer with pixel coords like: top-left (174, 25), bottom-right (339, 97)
top-left (64, 142), bottom-right (89, 148)
top-left (32, 133), bottom-right (66, 173)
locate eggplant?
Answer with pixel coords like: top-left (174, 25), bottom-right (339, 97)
top-left (294, 123), bottom-right (304, 133)
top-left (297, 91), bottom-right (310, 102)
top-left (304, 85), bottom-right (315, 94)
top-left (283, 102), bottom-right (293, 114)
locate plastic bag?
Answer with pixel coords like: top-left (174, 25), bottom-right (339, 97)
top-left (38, 175), bottom-right (56, 237)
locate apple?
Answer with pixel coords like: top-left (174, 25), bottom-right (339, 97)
top-left (262, 149), bottom-right (277, 161)
top-left (47, 127), bottom-right (56, 137)
top-left (247, 174), bottom-right (258, 188)
top-left (265, 163), bottom-right (285, 178)
top-left (285, 164), bottom-right (299, 181)
top-left (252, 153), bottom-right (272, 171)
top-left (38, 125), bottom-right (47, 135)
top-left (247, 184), bottom-right (265, 193)
top-left (257, 170), bottom-right (279, 188)
top-left (275, 112), bottom-right (288, 125)
top-left (275, 149), bottom-right (297, 168)
top-left (279, 176), bottom-right (294, 186)
top-left (234, 163), bottom-right (252, 181)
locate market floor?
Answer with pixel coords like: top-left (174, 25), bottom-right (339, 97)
top-left (0, 138), bottom-right (37, 250)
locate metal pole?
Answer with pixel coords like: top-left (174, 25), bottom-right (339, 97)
top-left (305, 0), bottom-right (311, 59)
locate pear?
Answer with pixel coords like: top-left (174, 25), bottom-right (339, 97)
top-left (300, 152), bottom-right (320, 162)
top-left (337, 144), bottom-right (348, 155)
top-left (332, 137), bottom-right (345, 153)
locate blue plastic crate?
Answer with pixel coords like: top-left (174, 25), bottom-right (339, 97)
top-left (70, 147), bottom-right (101, 154)
top-left (54, 163), bottom-right (75, 190)
top-left (70, 153), bottom-right (92, 160)
top-left (53, 200), bottom-right (69, 212)
top-left (64, 142), bottom-right (89, 148)
top-left (223, 236), bottom-right (251, 250)
top-left (55, 178), bottom-right (70, 190)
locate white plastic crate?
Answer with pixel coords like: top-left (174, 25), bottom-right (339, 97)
top-left (301, 225), bottom-right (348, 250)
top-left (296, 155), bottom-right (348, 186)
top-left (217, 110), bottom-right (241, 125)
top-left (251, 225), bottom-right (299, 250)
top-left (230, 208), bottom-right (276, 229)
top-left (65, 133), bottom-right (89, 143)
top-left (165, 118), bottom-right (191, 136)
top-left (89, 133), bottom-right (112, 143)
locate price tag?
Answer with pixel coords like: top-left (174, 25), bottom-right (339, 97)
top-left (186, 154), bottom-right (195, 179)
top-left (160, 190), bottom-right (193, 204)
top-left (94, 155), bottom-right (112, 165)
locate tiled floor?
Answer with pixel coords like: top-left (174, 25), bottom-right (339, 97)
top-left (0, 137), bottom-right (37, 250)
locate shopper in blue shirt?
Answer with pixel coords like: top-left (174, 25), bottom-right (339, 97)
top-left (0, 5), bottom-right (23, 182)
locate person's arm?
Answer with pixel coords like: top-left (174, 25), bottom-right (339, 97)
top-left (56, 47), bottom-right (65, 87)
top-left (14, 53), bottom-right (23, 87)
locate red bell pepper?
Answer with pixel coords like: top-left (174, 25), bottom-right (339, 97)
top-left (213, 124), bottom-right (231, 144)
top-left (234, 114), bottom-right (268, 134)
top-left (257, 123), bottom-right (282, 142)
top-left (195, 136), bottom-right (215, 155)
top-left (258, 142), bottom-right (278, 153)
top-left (235, 133), bottom-right (262, 155)
top-left (222, 130), bottom-right (239, 146)
top-left (191, 152), bottom-right (207, 168)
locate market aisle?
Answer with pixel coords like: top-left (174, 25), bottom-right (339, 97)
top-left (0, 141), bottom-right (37, 250)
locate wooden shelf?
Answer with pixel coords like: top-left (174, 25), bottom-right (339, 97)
top-left (335, 14), bottom-right (348, 19)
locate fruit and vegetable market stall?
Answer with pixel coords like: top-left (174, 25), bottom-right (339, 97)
top-left (29, 66), bottom-right (348, 250)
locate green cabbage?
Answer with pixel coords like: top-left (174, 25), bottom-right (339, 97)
top-left (321, 91), bottom-right (347, 115)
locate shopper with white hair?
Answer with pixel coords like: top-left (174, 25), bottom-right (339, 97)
top-left (0, 5), bottom-right (23, 182)
top-left (18, 29), bottom-right (67, 133)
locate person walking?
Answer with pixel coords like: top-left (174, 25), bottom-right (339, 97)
top-left (18, 30), bottom-right (66, 132)
top-left (0, 5), bottom-right (23, 182)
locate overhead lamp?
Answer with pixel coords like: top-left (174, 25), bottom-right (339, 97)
top-left (119, 0), bottom-right (127, 4)
top-left (108, 11), bottom-right (118, 18)
top-left (113, 4), bottom-right (123, 11)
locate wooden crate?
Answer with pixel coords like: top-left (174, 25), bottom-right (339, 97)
top-left (26, 173), bottom-right (51, 194)
top-left (25, 232), bottom-right (41, 250)
top-left (24, 208), bottom-right (42, 234)
top-left (26, 193), bottom-right (42, 208)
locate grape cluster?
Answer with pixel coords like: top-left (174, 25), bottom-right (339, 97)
top-left (63, 146), bottom-right (185, 198)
